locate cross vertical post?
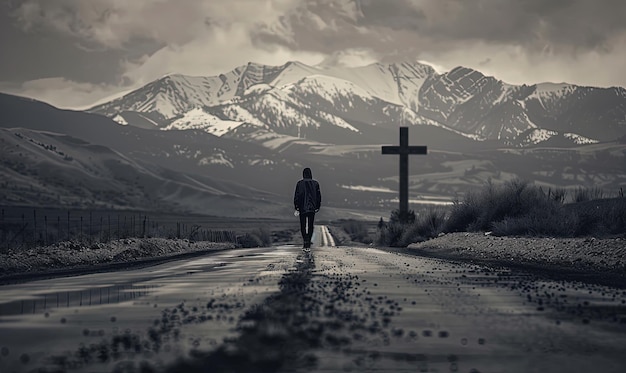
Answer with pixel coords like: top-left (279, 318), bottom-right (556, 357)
top-left (381, 127), bottom-right (428, 223)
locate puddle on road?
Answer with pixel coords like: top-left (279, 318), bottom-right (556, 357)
top-left (0, 261), bottom-right (237, 319)
top-left (0, 284), bottom-right (158, 317)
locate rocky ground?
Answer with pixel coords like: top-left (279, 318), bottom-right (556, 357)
top-left (0, 238), bottom-right (235, 283)
top-left (405, 232), bottom-right (626, 286)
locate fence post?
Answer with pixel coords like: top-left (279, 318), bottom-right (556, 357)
top-left (21, 214), bottom-right (25, 247)
top-left (80, 216), bottom-right (83, 243)
top-left (67, 211), bottom-right (70, 241)
top-left (33, 209), bottom-right (37, 245)
top-left (44, 216), bottom-right (48, 246)
top-left (89, 211), bottom-right (93, 242)
top-left (1, 208), bottom-right (4, 251)
top-left (142, 215), bottom-right (146, 238)
top-left (100, 216), bottom-right (103, 242)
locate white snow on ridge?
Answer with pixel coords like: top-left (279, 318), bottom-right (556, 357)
top-left (316, 111), bottom-right (360, 132)
top-left (521, 129), bottom-right (599, 145)
top-left (112, 114), bottom-right (128, 125)
top-left (325, 64), bottom-right (402, 106)
top-left (222, 106), bottom-right (267, 127)
top-left (243, 83), bottom-right (272, 96)
top-left (534, 82), bottom-right (574, 94)
top-left (154, 96), bottom-right (178, 119)
top-left (529, 83), bottom-right (576, 103)
top-left (198, 152), bottom-right (234, 168)
top-left (165, 108), bottom-right (244, 136)
top-left (564, 133), bottom-right (599, 145)
top-left (271, 61), bottom-right (323, 88)
top-left (284, 74), bottom-right (375, 104)
top-left (524, 129), bottom-right (558, 145)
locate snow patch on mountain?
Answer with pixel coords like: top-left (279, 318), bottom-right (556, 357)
top-left (112, 114), bottom-right (128, 125)
top-left (326, 64), bottom-right (403, 106)
top-left (270, 61), bottom-right (323, 88)
top-left (243, 83), bottom-right (273, 96)
top-left (198, 152), bottom-right (234, 168)
top-left (528, 83), bottom-right (576, 108)
top-left (316, 111), bottom-right (360, 132)
top-left (519, 129), bottom-right (599, 146)
top-left (221, 106), bottom-right (267, 127)
top-left (154, 96), bottom-right (178, 119)
top-left (563, 133), bottom-right (599, 145)
top-left (523, 129), bottom-right (559, 145)
top-left (286, 75), bottom-right (377, 105)
top-left (165, 107), bottom-right (244, 136)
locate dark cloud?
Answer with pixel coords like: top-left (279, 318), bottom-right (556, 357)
top-left (357, 0), bottom-right (426, 31)
top-left (1, 0), bottom-right (625, 108)
top-left (356, 0), bottom-right (626, 53)
top-left (253, 0), bottom-right (626, 64)
top-left (0, 2), bottom-right (160, 84)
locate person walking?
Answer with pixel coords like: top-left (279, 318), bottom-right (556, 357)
top-left (294, 167), bottom-right (321, 249)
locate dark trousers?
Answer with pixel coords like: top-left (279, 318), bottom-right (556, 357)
top-left (299, 212), bottom-right (315, 244)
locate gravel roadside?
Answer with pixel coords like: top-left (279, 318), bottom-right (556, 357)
top-left (3, 232), bottom-right (625, 287)
top-left (0, 238), bottom-right (236, 284)
top-left (405, 232), bottom-right (626, 286)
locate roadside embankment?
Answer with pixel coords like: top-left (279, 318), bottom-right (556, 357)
top-left (0, 238), bottom-right (235, 284)
top-left (406, 232), bottom-right (626, 286)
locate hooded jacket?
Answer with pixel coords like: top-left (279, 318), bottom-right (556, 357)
top-left (294, 168), bottom-right (321, 213)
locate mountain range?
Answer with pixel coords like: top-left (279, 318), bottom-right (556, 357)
top-left (89, 61), bottom-right (626, 147)
top-left (1, 60), bottom-right (625, 218)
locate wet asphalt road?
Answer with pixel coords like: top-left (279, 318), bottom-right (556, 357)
top-left (1, 226), bottom-right (626, 373)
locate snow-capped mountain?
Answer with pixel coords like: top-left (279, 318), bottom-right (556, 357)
top-left (89, 61), bottom-right (626, 147)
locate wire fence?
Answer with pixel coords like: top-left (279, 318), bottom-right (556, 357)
top-left (0, 208), bottom-right (239, 252)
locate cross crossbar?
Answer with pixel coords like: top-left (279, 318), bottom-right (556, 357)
top-left (381, 127), bottom-right (428, 222)
top-left (381, 146), bottom-right (428, 155)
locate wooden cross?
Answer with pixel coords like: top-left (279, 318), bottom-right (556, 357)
top-left (382, 127), bottom-right (427, 222)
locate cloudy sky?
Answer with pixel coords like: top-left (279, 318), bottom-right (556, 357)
top-left (1, 0), bottom-right (625, 109)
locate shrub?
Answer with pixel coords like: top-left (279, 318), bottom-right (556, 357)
top-left (339, 219), bottom-right (372, 243)
top-left (491, 205), bottom-right (576, 237)
top-left (565, 197), bottom-right (626, 236)
top-left (253, 226), bottom-right (272, 246)
top-left (445, 179), bottom-right (561, 233)
top-left (375, 221), bottom-right (405, 247)
top-left (449, 179), bottom-right (625, 238)
top-left (398, 208), bottom-right (446, 246)
top-left (444, 191), bottom-right (481, 232)
top-left (375, 208), bottom-right (446, 247)
top-left (238, 233), bottom-right (263, 248)
top-left (237, 226), bottom-right (272, 248)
